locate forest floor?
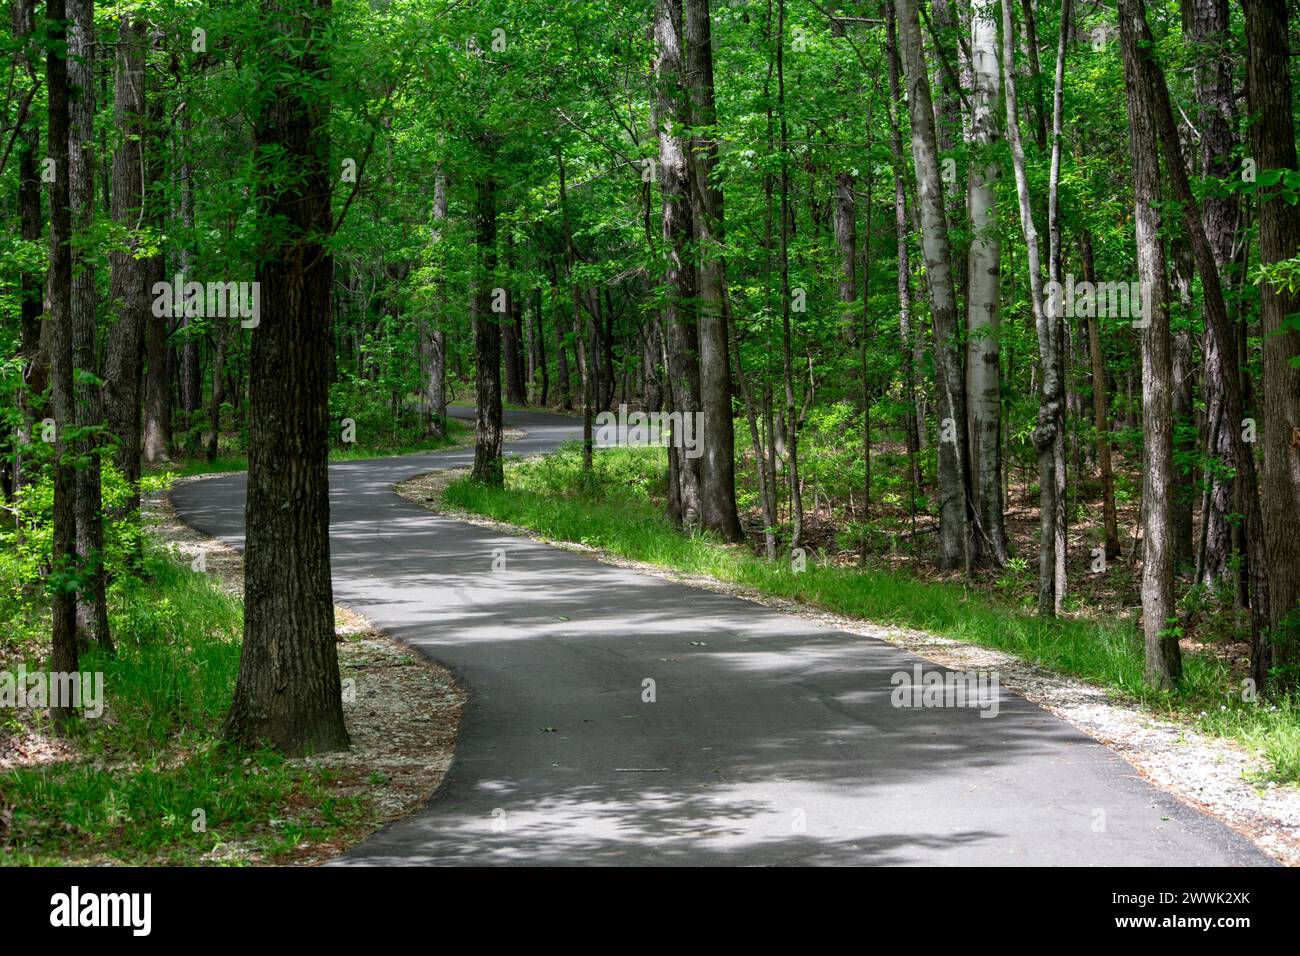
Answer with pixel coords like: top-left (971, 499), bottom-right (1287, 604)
top-left (0, 488), bottom-right (466, 866)
top-left (399, 450), bottom-right (1300, 866)
top-left (0, 429), bottom-right (484, 865)
top-left (145, 490), bottom-right (467, 864)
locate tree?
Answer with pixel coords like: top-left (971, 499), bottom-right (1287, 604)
top-left (1002, 0), bottom-right (1062, 615)
top-left (45, 0), bottom-right (79, 725)
top-left (684, 0), bottom-right (744, 542)
top-left (1125, 0), bottom-right (1270, 689)
top-left (1118, 0), bottom-right (1182, 689)
top-left (224, 0), bottom-right (350, 756)
top-left (894, 0), bottom-right (969, 572)
top-left (68, 0), bottom-right (110, 649)
top-left (964, 0), bottom-right (1005, 567)
top-left (103, 16), bottom-right (147, 522)
top-left (470, 139), bottom-right (504, 487)
top-left (1242, 0), bottom-right (1300, 683)
top-left (654, 0), bottom-right (701, 526)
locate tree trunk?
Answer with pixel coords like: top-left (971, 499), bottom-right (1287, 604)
top-left (69, 0), bottom-right (111, 651)
top-left (1118, 0), bottom-right (1182, 689)
top-left (141, 91), bottom-right (170, 466)
top-left (205, 320), bottom-right (229, 462)
top-left (1187, 0), bottom-right (1238, 589)
top-left (1169, 238), bottom-right (1197, 571)
top-left (179, 105), bottom-right (201, 429)
top-left (965, 0), bottom-right (1006, 567)
top-left (470, 148), bottom-right (503, 486)
top-left (548, 258), bottom-right (572, 410)
top-left (777, 0), bottom-right (803, 552)
top-left (1081, 232), bottom-right (1120, 558)
top-left (885, 1), bottom-right (924, 496)
top-left (224, 0), bottom-right (349, 756)
top-left (1002, 0), bottom-right (1061, 613)
top-left (655, 0), bottom-right (702, 525)
top-left (896, 0), bottom-right (970, 572)
top-left (104, 16), bottom-right (147, 518)
top-left (13, 0), bottom-right (45, 508)
top-left (1047, 0), bottom-right (1071, 612)
top-left (503, 239), bottom-right (527, 406)
top-left (1130, 0), bottom-right (1271, 688)
top-left (423, 167), bottom-right (448, 437)
top-left (45, 0), bottom-right (79, 726)
top-left (1242, 0), bottom-right (1300, 681)
top-left (684, 0), bottom-right (744, 542)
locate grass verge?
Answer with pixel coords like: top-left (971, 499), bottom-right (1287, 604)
top-left (0, 545), bottom-right (372, 865)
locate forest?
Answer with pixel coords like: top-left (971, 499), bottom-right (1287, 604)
top-left (1, 0), bottom-right (1299, 869)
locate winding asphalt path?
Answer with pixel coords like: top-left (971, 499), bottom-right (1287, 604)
top-left (170, 408), bottom-right (1269, 866)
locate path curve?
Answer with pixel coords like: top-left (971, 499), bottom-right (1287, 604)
top-left (170, 407), bottom-right (1269, 865)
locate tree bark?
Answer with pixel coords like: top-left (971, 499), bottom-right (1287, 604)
top-left (503, 239), bottom-right (527, 406)
top-left (104, 16), bottom-right (147, 517)
top-left (965, 0), bottom-right (1006, 567)
top-left (224, 0), bottom-right (349, 756)
top-left (1186, 0), bottom-right (1238, 589)
top-left (1128, 0), bottom-right (1271, 688)
top-left (684, 0), bottom-right (744, 542)
top-left (1002, 0), bottom-right (1061, 613)
top-left (655, 0), bottom-right (702, 525)
top-left (178, 105), bottom-right (201, 428)
top-left (69, 0), bottom-right (111, 650)
top-left (896, 0), bottom-right (970, 571)
top-left (777, 0), bottom-right (803, 551)
top-left (141, 90), bottom-right (170, 465)
top-left (1118, 0), bottom-right (1182, 689)
top-left (1081, 232), bottom-right (1120, 558)
top-left (422, 167), bottom-right (448, 437)
top-left (45, 0), bottom-right (79, 725)
top-left (1242, 0), bottom-right (1300, 680)
top-left (470, 146), bottom-right (503, 486)
top-left (12, 0), bottom-right (45, 507)
top-left (885, 0), bottom-right (925, 495)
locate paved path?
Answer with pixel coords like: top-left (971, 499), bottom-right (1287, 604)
top-left (170, 408), bottom-right (1269, 866)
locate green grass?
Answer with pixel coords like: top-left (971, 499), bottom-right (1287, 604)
top-left (0, 546), bottom-right (370, 865)
top-left (442, 443), bottom-right (1300, 783)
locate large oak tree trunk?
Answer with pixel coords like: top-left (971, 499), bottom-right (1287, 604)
top-left (224, 0), bottom-right (349, 756)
